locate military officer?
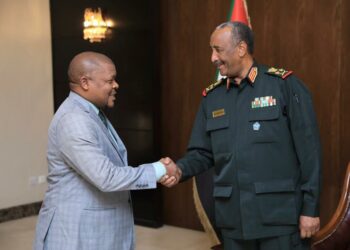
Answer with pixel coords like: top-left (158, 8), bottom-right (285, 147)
top-left (161, 22), bottom-right (322, 250)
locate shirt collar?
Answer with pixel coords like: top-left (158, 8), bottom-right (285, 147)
top-left (87, 101), bottom-right (99, 115)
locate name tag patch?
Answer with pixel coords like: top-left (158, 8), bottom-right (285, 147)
top-left (212, 109), bottom-right (225, 118)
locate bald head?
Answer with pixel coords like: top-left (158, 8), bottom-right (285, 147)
top-left (67, 51), bottom-right (118, 108)
top-left (68, 51), bottom-right (114, 87)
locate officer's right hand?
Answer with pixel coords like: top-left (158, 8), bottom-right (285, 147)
top-left (159, 157), bottom-right (182, 187)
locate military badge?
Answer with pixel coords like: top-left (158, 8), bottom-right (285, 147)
top-left (253, 122), bottom-right (260, 131)
top-left (212, 108), bottom-right (225, 118)
top-left (251, 96), bottom-right (277, 109)
top-left (202, 79), bottom-right (224, 97)
top-left (266, 67), bottom-right (293, 79)
top-left (247, 67), bottom-right (258, 83)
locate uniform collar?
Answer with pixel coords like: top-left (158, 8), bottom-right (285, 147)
top-left (226, 61), bottom-right (259, 89)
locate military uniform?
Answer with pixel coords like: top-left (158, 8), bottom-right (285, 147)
top-left (177, 63), bottom-right (321, 247)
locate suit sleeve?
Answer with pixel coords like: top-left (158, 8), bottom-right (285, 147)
top-left (177, 99), bottom-right (214, 181)
top-left (285, 76), bottom-right (322, 217)
top-left (56, 112), bottom-right (157, 192)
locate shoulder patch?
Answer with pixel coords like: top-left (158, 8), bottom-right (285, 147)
top-left (266, 67), bottom-right (293, 79)
top-left (202, 79), bottom-right (224, 97)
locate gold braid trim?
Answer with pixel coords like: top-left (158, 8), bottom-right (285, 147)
top-left (192, 177), bottom-right (221, 246)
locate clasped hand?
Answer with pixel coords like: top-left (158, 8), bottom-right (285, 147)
top-left (158, 157), bottom-right (182, 187)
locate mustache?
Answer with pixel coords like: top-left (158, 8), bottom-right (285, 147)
top-left (213, 60), bottom-right (223, 67)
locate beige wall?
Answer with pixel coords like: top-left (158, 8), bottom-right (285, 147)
top-left (0, 0), bottom-right (53, 209)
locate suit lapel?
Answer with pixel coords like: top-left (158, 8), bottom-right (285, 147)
top-left (89, 112), bottom-right (127, 165)
top-left (68, 92), bottom-right (127, 166)
top-left (107, 122), bottom-right (128, 165)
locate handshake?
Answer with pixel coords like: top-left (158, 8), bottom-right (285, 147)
top-left (158, 157), bottom-right (182, 187)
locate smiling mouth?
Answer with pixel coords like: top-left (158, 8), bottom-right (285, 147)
top-left (214, 61), bottom-right (224, 69)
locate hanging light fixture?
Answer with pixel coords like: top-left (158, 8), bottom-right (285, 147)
top-left (83, 8), bottom-right (113, 43)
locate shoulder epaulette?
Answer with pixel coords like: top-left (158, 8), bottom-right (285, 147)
top-left (266, 67), bottom-right (293, 79)
top-left (202, 79), bottom-right (224, 97)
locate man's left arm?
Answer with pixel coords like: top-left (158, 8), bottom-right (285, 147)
top-left (286, 76), bottom-right (322, 237)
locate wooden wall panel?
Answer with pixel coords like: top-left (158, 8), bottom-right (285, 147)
top-left (340, 0), bottom-right (350, 197)
top-left (160, 0), bottom-right (230, 230)
top-left (160, 0), bottom-right (349, 230)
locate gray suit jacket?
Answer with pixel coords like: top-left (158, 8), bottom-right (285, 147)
top-left (34, 92), bottom-right (157, 250)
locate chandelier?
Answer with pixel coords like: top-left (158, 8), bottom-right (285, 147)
top-left (83, 8), bottom-right (113, 43)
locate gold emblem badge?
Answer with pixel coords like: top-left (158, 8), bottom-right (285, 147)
top-left (212, 109), bottom-right (225, 118)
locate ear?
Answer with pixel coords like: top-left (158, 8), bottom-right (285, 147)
top-left (80, 76), bottom-right (89, 90)
top-left (237, 41), bottom-right (248, 57)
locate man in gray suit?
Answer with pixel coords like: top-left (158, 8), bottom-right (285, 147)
top-left (34, 52), bottom-right (176, 250)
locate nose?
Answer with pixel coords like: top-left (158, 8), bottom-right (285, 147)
top-left (211, 50), bottom-right (218, 63)
top-left (113, 80), bottom-right (119, 89)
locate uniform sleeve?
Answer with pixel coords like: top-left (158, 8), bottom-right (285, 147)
top-left (285, 76), bottom-right (322, 217)
top-left (177, 99), bottom-right (214, 181)
top-left (56, 112), bottom-right (157, 192)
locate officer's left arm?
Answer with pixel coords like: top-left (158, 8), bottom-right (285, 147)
top-left (285, 76), bottom-right (322, 218)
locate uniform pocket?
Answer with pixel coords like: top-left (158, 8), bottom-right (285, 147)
top-left (254, 179), bottom-right (298, 225)
top-left (249, 105), bottom-right (280, 121)
top-left (213, 185), bottom-right (232, 198)
top-left (206, 116), bottom-right (229, 131)
top-left (249, 106), bottom-right (280, 143)
top-left (206, 116), bottom-right (230, 152)
top-left (213, 185), bottom-right (237, 228)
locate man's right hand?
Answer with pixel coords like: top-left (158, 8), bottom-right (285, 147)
top-left (159, 157), bottom-right (182, 187)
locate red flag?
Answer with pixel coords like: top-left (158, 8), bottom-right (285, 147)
top-left (229, 0), bottom-right (252, 28)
